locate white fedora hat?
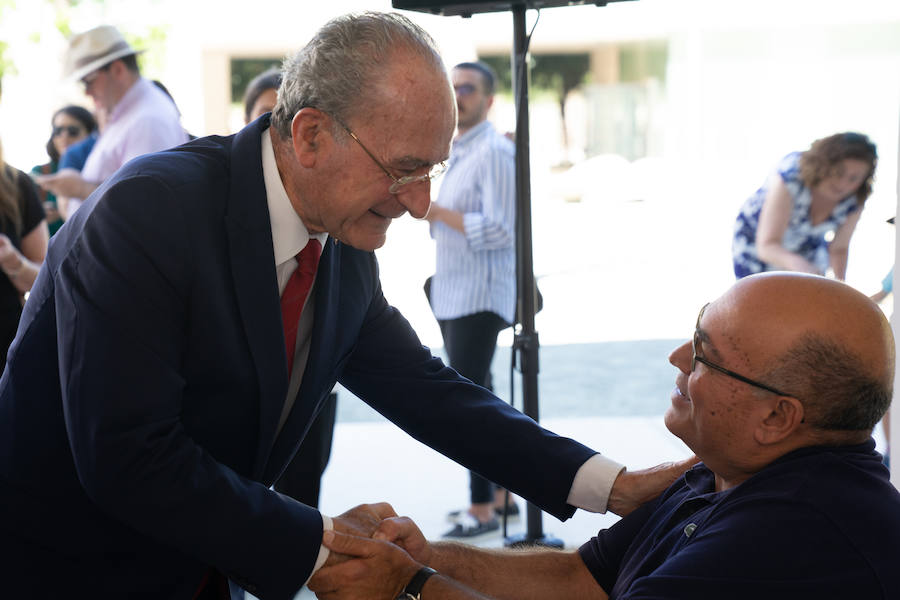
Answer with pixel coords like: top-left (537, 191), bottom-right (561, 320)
top-left (63, 25), bottom-right (144, 81)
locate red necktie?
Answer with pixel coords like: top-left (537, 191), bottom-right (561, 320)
top-left (280, 238), bottom-right (321, 375)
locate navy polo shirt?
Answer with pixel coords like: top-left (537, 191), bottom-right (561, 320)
top-left (579, 440), bottom-right (900, 599)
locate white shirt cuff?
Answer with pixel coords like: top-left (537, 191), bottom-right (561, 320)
top-left (304, 513), bottom-right (333, 586)
top-left (567, 454), bottom-right (625, 513)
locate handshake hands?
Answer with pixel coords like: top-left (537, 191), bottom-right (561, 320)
top-left (309, 502), bottom-right (433, 600)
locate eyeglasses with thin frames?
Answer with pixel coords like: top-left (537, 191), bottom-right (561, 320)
top-left (692, 303), bottom-right (790, 397)
top-left (332, 116), bottom-right (447, 194)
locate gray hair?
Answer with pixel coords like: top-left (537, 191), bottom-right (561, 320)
top-left (764, 333), bottom-right (892, 432)
top-left (271, 11), bottom-right (445, 139)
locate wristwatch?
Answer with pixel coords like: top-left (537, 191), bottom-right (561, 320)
top-left (395, 566), bottom-right (437, 600)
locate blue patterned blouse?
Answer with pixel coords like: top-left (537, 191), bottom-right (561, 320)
top-left (732, 152), bottom-right (859, 279)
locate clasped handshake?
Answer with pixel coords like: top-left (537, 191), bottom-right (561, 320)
top-left (309, 502), bottom-right (435, 600)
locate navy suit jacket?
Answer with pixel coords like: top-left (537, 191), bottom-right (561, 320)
top-left (0, 116), bottom-right (596, 599)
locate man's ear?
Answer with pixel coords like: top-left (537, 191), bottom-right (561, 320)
top-left (291, 108), bottom-right (329, 168)
top-left (755, 396), bottom-right (805, 445)
top-left (108, 59), bottom-right (126, 80)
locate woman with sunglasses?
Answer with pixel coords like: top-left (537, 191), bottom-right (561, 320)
top-left (732, 132), bottom-right (878, 281)
top-left (30, 105), bottom-right (97, 235)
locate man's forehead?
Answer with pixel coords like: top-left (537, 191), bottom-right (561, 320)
top-left (695, 299), bottom-right (753, 356)
top-left (705, 286), bottom-right (805, 364)
top-left (452, 67), bottom-right (486, 86)
top-left (365, 84), bottom-right (454, 162)
top-left (452, 67), bottom-right (479, 80)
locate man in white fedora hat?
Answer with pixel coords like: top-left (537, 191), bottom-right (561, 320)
top-left (35, 24), bottom-right (187, 218)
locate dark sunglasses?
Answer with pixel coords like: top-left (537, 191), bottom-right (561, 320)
top-left (52, 125), bottom-right (85, 137)
top-left (454, 83), bottom-right (477, 97)
top-left (692, 303), bottom-right (790, 397)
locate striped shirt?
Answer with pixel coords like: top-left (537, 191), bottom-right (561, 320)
top-left (430, 120), bottom-right (516, 323)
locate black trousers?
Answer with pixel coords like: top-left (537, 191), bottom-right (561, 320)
top-left (438, 311), bottom-right (509, 504)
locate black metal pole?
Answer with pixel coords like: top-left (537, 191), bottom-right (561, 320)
top-left (506, 4), bottom-right (561, 549)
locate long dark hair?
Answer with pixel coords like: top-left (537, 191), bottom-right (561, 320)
top-left (45, 105), bottom-right (97, 163)
top-left (0, 136), bottom-right (22, 235)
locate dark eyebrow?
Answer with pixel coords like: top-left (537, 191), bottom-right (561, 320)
top-left (390, 156), bottom-right (430, 169)
top-left (389, 154), bottom-right (447, 172)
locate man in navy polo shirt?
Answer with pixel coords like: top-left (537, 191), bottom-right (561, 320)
top-left (311, 272), bottom-right (900, 600)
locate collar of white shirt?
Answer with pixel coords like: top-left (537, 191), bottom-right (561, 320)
top-left (261, 128), bottom-right (328, 268)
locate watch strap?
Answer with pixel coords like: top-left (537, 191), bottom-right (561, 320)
top-left (396, 566), bottom-right (437, 600)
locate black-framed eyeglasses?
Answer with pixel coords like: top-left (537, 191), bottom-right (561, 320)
top-left (52, 125), bottom-right (85, 138)
top-left (692, 303), bottom-right (790, 397)
top-left (332, 116), bottom-right (447, 194)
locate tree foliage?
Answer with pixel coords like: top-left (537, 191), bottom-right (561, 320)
top-left (0, 0), bottom-right (170, 97)
top-left (480, 52), bottom-right (590, 100)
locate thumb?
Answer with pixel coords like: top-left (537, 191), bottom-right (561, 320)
top-left (373, 518), bottom-right (402, 542)
top-left (323, 529), bottom-right (371, 559)
top-left (374, 516), bottom-right (416, 543)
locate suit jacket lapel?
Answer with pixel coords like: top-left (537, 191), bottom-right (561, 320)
top-left (263, 237), bottom-right (343, 483)
top-left (224, 118), bottom-right (289, 479)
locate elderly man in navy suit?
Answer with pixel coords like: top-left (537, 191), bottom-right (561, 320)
top-left (0, 12), bottom-right (689, 600)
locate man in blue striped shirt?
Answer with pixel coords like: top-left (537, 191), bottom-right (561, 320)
top-left (425, 61), bottom-right (518, 539)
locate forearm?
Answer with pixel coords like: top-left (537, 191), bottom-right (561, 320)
top-left (419, 573), bottom-right (495, 600)
top-left (829, 247), bottom-right (849, 281)
top-left (41, 172), bottom-right (99, 202)
top-left (57, 196), bottom-right (72, 221)
top-left (428, 203), bottom-right (466, 233)
top-left (0, 219), bottom-right (48, 295)
top-left (341, 299), bottom-right (596, 523)
top-left (429, 542), bottom-right (605, 600)
top-left (2, 256), bottom-right (41, 293)
top-left (77, 178), bottom-right (99, 199)
top-left (756, 242), bottom-right (820, 274)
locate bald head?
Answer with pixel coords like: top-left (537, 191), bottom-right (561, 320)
top-left (719, 273), bottom-right (894, 434)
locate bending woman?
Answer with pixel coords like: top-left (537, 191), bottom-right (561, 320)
top-left (732, 132), bottom-right (877, 280)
